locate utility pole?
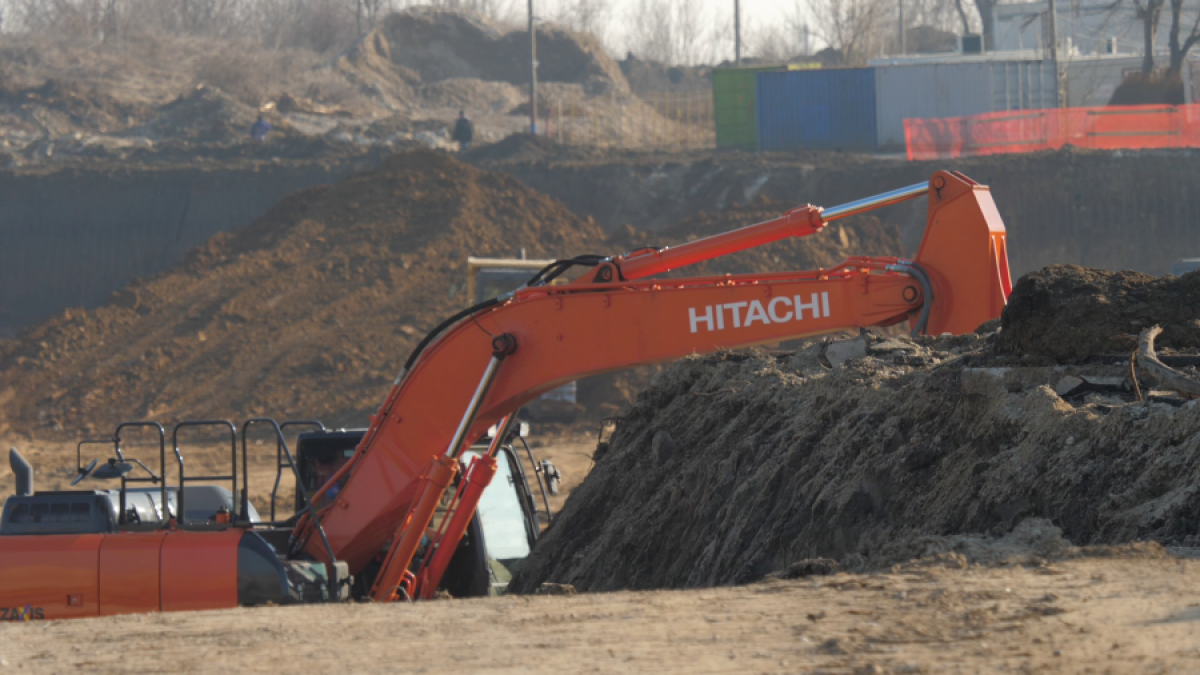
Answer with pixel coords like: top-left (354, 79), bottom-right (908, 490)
top-left (898, 0), bottom-right (906, 54)
top-left (529, 0), bottom-right (538, 134)
top-left (734, 0), bottom-right (741, 66)
top-left (1047, 0), bottom-right (1058, 62)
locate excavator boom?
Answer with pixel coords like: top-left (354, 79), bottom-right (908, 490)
top-left (297, 170), bottom-right (1013, 589)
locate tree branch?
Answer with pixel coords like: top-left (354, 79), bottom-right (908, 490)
top-left (1136, 325), bottom-right (1200, 399)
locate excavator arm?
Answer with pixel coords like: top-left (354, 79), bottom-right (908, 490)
top-left (295, 171), bottom-right (1012, 598)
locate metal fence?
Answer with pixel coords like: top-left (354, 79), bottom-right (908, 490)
top-left (546, 91), bottom-right (714, 150)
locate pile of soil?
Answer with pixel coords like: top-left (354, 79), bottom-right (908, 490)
top-left (0, 150), bottom-right (607, 434)
top-left (124, 85), bottom-right (258, 143)
top-left (0, 79), bottom-right (150, 136)
top-left (419, 78), bottom-right (523, 113)
top-left (511, 265), bottom-right (1200, 593)
top-left (342, 8), bottom-right (628, 96)
top-left (997, 264), bottom-right (1200, 362)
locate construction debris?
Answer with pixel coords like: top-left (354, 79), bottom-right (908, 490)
top-left (1136, 325), bottom-right (1200, 399)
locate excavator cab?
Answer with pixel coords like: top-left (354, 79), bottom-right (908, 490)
top-left (293, 425), bottom-right (546, 596)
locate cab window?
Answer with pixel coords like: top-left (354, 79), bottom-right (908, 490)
top-left (475, 452), bottom-right (532, 564)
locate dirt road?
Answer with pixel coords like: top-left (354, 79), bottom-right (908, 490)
top-left (1, 551), bottom-right (1197, 673)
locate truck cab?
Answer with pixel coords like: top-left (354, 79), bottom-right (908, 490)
top-left (293, 427), bottom-right (546, 597)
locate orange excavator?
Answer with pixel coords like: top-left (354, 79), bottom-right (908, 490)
top-left (0, 171), bottom-right (1011, 619)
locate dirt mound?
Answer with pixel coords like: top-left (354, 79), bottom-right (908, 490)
top-left (0, 150), bottom-right (607, 434)
top-left (419, 78), bottom-right (523, 113)
top-left (0, 79), bottom-right (150, 135)
top-left (511, 323), bottom-right (1200, 593)
top-left (124, 85), bottom-right (258, 143)
top-left (997, 265), bottom-right (1200, 362)
top-left (342, 8), bottom-right (628, 95)
top-left (463, 133), bottom-right (565, 164)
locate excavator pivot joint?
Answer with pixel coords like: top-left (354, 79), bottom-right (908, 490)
top-left (491, 333), bottom-right (518, 358)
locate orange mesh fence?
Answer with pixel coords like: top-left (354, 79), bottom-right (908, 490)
top-left (905, 103), bottom-right (1200, 160)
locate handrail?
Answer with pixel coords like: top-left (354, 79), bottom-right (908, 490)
top-left (171, 421), bottom-right (237, 528)
top-left (271, 420), bottom-right (326, 522)
top-left (243, 418), bottom-right (339, 599)
top-left (113, 422), bottom-right (166, 528)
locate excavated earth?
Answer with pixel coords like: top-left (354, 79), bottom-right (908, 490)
top-left (511, 265), bottom-right (1200, 593)
top-left (0, 150), bottom-right (606, 434)
top-left (997, 264), bottom-right (1200, 362)
top-left (0, 150), bottom-right (900, 437)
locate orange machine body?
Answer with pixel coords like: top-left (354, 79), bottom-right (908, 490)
top-left (296, 171), bottom-right (1013, 591)
top-left (0, 529), bottom-right (241, 619)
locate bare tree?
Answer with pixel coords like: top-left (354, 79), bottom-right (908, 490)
top-left (625, 0), bottom-right (673, 62)
top-left (1131, 0), bottom-right (1166, 73)
top-left (744, 1), bottom-right (818, 62)
top-left (553, 0), bottom-right (611, 44)
top-left (1166, 0), bottom-right (1200, 77)
top-left (905, 0), bottom-right (962, 31)
top-left (624, 0), bottom-right (724, 65)
top-left (806, 0), bottom-right (891, 64)
top-left (673, 0), bottom-right (710, 65)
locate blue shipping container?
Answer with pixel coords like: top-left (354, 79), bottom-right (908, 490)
top-left (756, 68), bottom-right (878, 152)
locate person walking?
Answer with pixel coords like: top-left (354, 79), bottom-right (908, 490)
top-left (452, 110), bottom-right (474, 150)
top-left (250, 115), bottom-right (271, 143)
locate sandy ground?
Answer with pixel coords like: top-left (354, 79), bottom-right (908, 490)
top-left (1, 553), bottom-right (1197, 673)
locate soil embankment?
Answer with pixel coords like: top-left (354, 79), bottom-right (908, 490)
top-left (512, 265), bottom-right (1200, 593)
top-left (0, 150), bottom-right (606, 434)
top-left (0, 150), bottom-right (900, 437)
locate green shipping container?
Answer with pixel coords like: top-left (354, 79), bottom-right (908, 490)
top-left (713, 64), bottom-right (818, 151)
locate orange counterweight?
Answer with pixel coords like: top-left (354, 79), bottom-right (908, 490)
top-left (0, 528), bottom-right (242, 619)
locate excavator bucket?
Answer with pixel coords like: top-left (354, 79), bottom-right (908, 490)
top-left (913, 171), bottom-right (1012, 335)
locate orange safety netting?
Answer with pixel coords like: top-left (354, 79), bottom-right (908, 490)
top-left (905, 103), bottom-right (1200, 160)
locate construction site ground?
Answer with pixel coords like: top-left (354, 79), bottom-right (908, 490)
top-left (2, 538), bottom-right (1199, 673)
top-left (3, 423), bottom-right (1200, 674)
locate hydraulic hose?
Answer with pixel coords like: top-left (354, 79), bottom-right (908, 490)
top-left (886, 261), bottom-right (934, 337)
top-left (401, 254), bottom-right (604, 377)
top-left (402, 297), bottom-right (501, 372)
top-left (524, 255), bottom-right (606, 287)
